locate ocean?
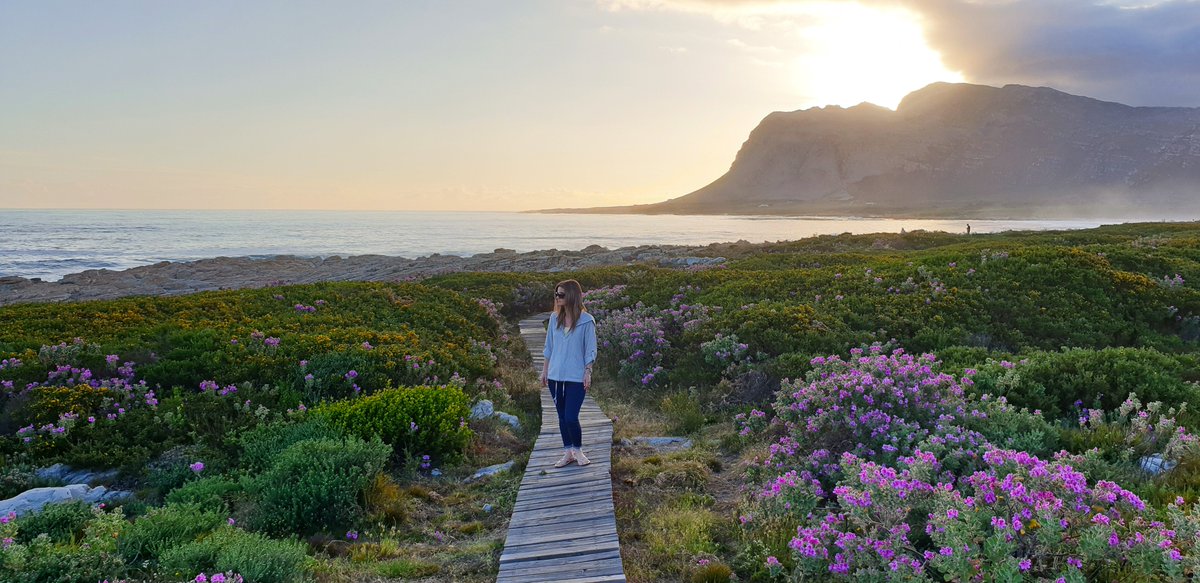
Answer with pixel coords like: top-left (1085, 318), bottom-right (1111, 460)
top-left (0, 210), bottom-right (1119, 281)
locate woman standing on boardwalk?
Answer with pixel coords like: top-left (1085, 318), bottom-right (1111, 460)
top-left (540, 279), bottom-right (598, 468)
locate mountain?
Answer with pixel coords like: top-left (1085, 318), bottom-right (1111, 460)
top-left (548, 83), bottom-right (1200, 218)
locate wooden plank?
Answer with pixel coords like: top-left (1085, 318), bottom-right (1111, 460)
top-left (506, 517), bottom-right (617, 539)
top-left (498, 556), bottom-right (625, 581)
top-left (553, 575), bottom-right (628, 583)
top-left (504, 529), bottom-right (618, 550)
top-left (501, 542), bottom-right (622, 564)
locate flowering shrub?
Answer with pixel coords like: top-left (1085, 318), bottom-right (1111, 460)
top-left (596, 304), bottom-right (669, 387)
top-left (582, 285), bottom-right (631, 321)
top-left (766, 346), bottom-right (973, 471)
top-left (738, 345), bottom-right (1200, 581)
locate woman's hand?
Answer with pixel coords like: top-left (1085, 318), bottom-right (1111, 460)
top-left (540, 372), bottom-right (548, 388)
top-left (583, 370), bottom-right (592, 392)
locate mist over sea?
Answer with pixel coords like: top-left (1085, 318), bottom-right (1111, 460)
top-left (0, 210), bottom-right (1122, 281)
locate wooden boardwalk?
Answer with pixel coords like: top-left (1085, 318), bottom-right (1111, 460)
top-left (496, 314), bottom-right (626, 583)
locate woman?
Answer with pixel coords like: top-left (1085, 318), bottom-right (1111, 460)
top-left (540, 279), bottom-right (598, 468)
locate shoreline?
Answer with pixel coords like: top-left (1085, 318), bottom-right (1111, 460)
top-left (0, 243), bottom-right (734, 307)
top-left (4, 218), bottom-right (1194, 307)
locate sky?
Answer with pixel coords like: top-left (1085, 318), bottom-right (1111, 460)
top-left (2, 0), bottom-right (1198, 212)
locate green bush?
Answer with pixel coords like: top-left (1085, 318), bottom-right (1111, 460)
top-left (315, 385), bottom-right (472, 459)
top-left (117, 503), bottom-right (224, 564)
top-left (0, 464), bottom-right (39, 501)
top-left (13, 500), bottom-right (93, 544)
top-left (165, 475), bottom-right (244, 509)
top-left (662, 391), bottom-right (706, 435)
top-left (0, 507), bottom-right (126, 583)
top-left (158, 526), bottom-right (309, 583)
top-left (971, 347), bottom-right (1200, 423)
top-left (251, 436), bottom-right (389, 536)
top-left (237, 417), bottom-right (346, 472)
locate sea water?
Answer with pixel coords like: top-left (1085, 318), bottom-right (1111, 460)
top-left (0, 210), bottom-right (1119, 281)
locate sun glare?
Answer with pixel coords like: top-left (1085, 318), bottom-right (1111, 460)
top-left (792, 3), bottom-right (963, 110)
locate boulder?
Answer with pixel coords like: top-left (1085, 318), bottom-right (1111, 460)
top-left (36, 463), bottom-right (119, 486)
top-left (470, 400), bottom-right (495, 420)
top-left (464, 461), bottom-right (515, 483)
top-left (0, 485), bottom-right (132, 518)
top-left (628, 436), bottom-right (693, 451)
top-left (1140, 454), bottom-right (1178, 475)
top-left (494, 411), bottom-right (521, 430)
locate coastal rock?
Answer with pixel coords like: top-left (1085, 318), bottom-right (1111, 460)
top-left (1140, 454), bottom-right (1178, 475)
top-left (464, 461), bottom-right (514, 483)
top-left (0, 243), bottom-right (734, 307)
top-left (470, 400), bottom-right (495, 420)
top-left (0, 485), bottom-right (132, 518)
top-left (469, 400), bottom-right (520, 429)
top-left (494, 411), bottom-right (521, 430)
top-left (626, 436), bottom-right (693, 451)
top-left (35, 464), bottom-right (120, 486)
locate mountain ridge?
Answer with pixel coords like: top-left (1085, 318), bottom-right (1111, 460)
top-left (541, 82), bottom-right (1200, 219)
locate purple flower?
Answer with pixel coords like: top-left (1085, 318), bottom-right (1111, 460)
top-left (346, 530), bottom-right (358, 541)
top-left (345, 370), bottom-right (358, 380)
top-left (1018, 558), bottom-right (1031, 571)
top-left (189, 461), bottom-right (205, 473)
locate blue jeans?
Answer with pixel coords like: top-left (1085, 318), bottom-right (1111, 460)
top-left (549, 379), bottom-right (584, 449)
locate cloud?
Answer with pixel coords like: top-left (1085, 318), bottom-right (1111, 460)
top-left (726, 38), bottom-right (782, 53)
top-left (596, 0), bottom-right (1200, 106)
top-left (902, 0), bottom-right (1200, 106)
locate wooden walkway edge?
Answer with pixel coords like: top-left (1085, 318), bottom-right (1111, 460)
top-left (497, 314), bottom-right (626, 583)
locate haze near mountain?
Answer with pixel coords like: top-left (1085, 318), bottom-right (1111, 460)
top-left (551, 83), bottom-right (1200, 219)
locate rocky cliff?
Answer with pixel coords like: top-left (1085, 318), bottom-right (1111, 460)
top-left (560, 83), bottom-right (1200, 218)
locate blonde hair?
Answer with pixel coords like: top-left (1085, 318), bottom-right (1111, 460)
top-left (553, 279), bottom-right (585, 330)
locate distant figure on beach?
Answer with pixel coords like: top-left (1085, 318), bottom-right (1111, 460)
top-left (541, 279), bottom-right (598, 468)
top-left (966, 224), bottom-right (971, 235)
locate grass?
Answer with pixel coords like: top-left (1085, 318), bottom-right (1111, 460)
top-left (597, 375), bottom-right (749, 583)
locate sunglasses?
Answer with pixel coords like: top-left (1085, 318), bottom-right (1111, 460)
top-left (554, 292), bottom-right (566, 298)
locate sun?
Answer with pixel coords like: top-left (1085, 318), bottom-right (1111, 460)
top-left (792, 3), bottom-right (963, 110)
